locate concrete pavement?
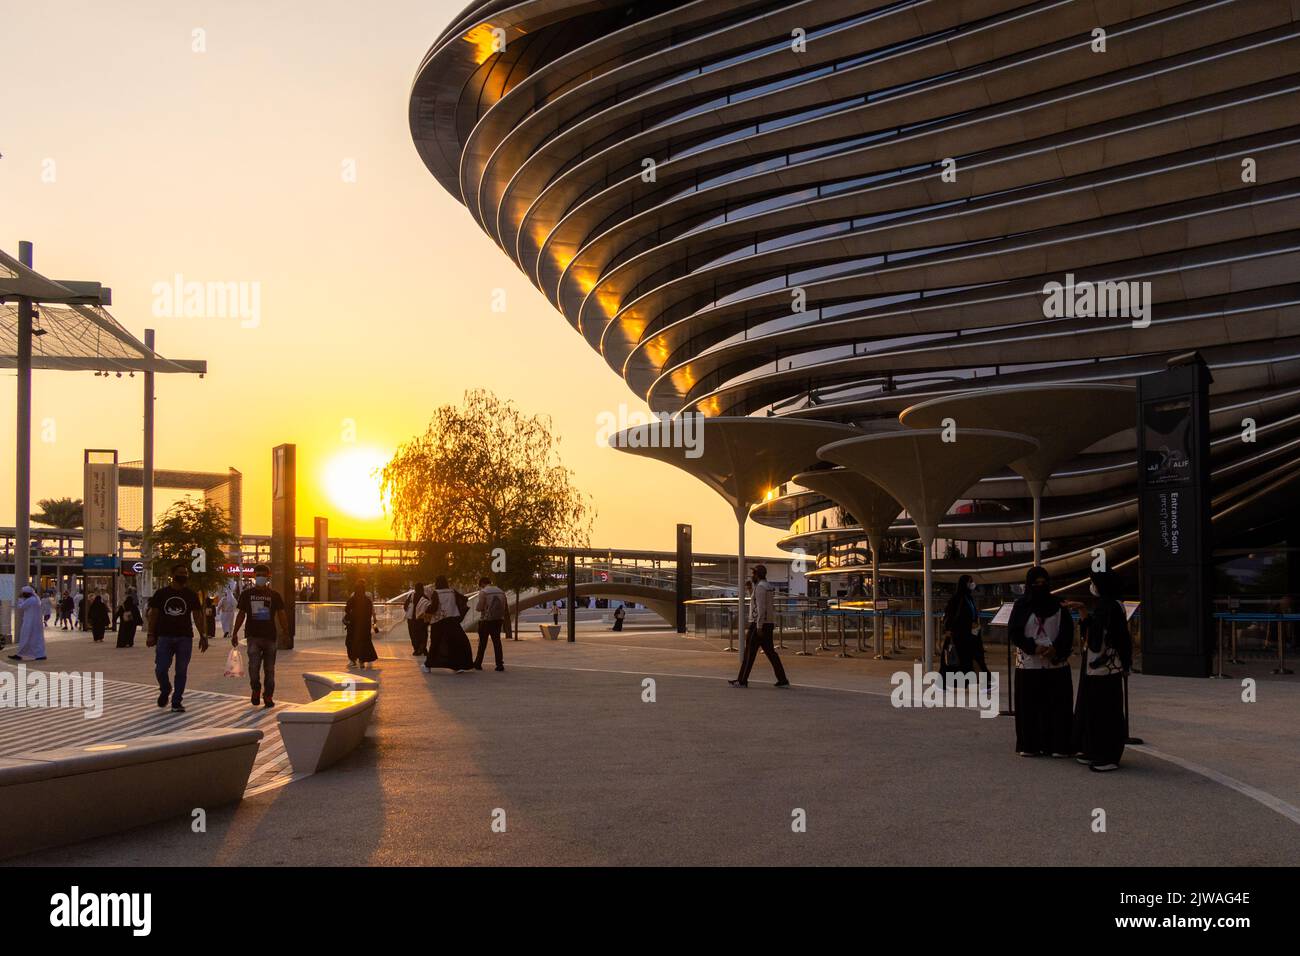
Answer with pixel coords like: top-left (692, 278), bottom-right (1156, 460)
top-left (4, 624), bottom-right (1298, 866)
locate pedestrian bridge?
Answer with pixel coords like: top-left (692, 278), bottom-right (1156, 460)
top-left (501, 583), bottom-right (679, 628)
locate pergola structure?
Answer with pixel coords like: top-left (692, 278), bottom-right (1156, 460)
top-left (2, 243), bottom-right (206, 605)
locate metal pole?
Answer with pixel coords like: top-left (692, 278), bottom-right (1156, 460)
top-left (142, 329), bottom-right (155, 596)
top-left (14, 241), bottom-right (34, 611)
top-left (566, 550), bottom-right (576, 642)
top-left (1028, 480), bottom-right (1044, 566)
top-left (735, 506), bottom-right (747, 659)
top-left (921, 533), bottom-right (935, 670)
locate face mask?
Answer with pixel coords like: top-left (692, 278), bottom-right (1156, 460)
top-left (1089, 583), bottom-right (1099, 597)
top-left (255, 575), bottom-right (269, 587)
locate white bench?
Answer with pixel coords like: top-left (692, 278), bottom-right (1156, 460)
top-left (0, 727), bottom-right (262, 859)
top-left (302, 670), bottom-right (379, 701)
top-left (539, 623), bottom-right (561, 640)
top-left (276, 690), bottom-right (377, 775)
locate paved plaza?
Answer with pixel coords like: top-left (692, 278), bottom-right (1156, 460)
top-left (4, 622), bottom-right (1298, 866)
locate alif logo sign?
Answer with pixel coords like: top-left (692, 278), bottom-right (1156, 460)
top-left (1042, 273), bottom-right (1152, 328)
top-left (49, 886), bottom-right (151, 936)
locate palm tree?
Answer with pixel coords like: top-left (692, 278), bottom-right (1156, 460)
top-left (30, 497), bottom-right (83, 528)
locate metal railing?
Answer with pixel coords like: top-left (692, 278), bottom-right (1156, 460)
top-left (292, 601), bottom-right (404, 642)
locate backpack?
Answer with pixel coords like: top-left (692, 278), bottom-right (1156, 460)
top-left (454, 590), bottom-right (470, 621)
top-left (482, 589), bottom-right (506, 622)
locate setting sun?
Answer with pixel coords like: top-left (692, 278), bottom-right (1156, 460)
top-left (321, 447), bottom-right (389, 520)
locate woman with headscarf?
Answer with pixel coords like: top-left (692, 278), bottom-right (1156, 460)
top-left (1071, 570), bottom-right (1132, 772)
top-left (8, 586), bottom-right (47, 661)
top-left (420, 575), bottom-right (474, 673)
top-left (87, 592), bottom-right (111, 642)
top-left (1007, 566), bottom-right (1075, 757)
top-left (942, 574), bottom-right (981, 672)
top-left (344, 579), bottom-right (378, 668)
top-left (115, 588), bottom-right (141, 647)
top-left (405, 581), bottom-right (428, 656)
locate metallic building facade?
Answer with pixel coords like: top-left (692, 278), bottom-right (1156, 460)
top-left (411, 0), bottom-right (1300, 583)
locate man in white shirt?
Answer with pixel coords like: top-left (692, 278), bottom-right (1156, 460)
top-left (729, 565), bottom-right (790, 688)
top-left (473, 575), bottom-right (509, 671)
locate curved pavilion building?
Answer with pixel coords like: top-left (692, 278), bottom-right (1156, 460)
top-left (411, 0), bottom-right (1300, 590)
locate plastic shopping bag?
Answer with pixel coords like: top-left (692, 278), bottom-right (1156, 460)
top-left (224, 646), bottom-right (245, 678)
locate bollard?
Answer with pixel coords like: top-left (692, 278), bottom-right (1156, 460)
top-left (776, 612), bottom-right (786, 650)
top-left (1210, 617), bottom-right (1231, 679)
top-left (819, 610), bottom-right (829, 652)
top-left (836, 611), bottom-right (851, 658)
top-left (1275, 616), bottom-right (1294, 675)
top-left (798, 609), bottom-right (812, 656)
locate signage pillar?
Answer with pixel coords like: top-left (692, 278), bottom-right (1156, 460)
top-left (675, 523), bottom-right (692, 633)
top-left (313, 517), bottom-right (328, 601)
top-left (271, 444), bottom-right (296, 648)
top-left (1137, 352), bottom-right (1213, 677)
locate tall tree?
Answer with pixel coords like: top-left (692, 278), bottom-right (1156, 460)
top-left (149, 499), bottom-right (232, 595)
top-left (381, 389), bottom-right (594, 628)
top-left (31, 496), bottom-right (83, 528)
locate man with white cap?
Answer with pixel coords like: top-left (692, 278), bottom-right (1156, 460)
top-left (8, 585), bottom-right (47, 661)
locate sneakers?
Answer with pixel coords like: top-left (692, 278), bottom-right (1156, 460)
top-left (347, 660), bottom-right (357, 667)
top-left (171, 704), bottom-right (186, 713)
top-left (420, 665), bottom-right (430, 673)
top-left (1076, 757), bottom-right (1091, 766)
top-left (263, 698), bottom-right (274, 709)
top-left (728, 679), bottom-right (748, 688)
top-left (774, 681), bottom-right (791, 688)
top-left (1016, 751), bottom-right (1039, 757)
top-left (251, 690), bottom-right (261, 706)
top-left (473, 664), bottom-right (483, 671)
top-left (495, 665), bottom-right (505, 672)
top-left (1090, 763), bottom-right (1120, 773)
top-left (157, 691), bottom-right (169, 708)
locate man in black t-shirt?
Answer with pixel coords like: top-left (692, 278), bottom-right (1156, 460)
top-left (146, 562), bottom-right (207, 712)
top-left (231, 564), bottom-right (288, 707)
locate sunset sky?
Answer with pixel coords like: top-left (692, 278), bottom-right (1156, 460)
top-left (1, 0), bottom-right (787, 557)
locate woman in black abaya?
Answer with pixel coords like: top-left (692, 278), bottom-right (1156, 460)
top-left (1072, 570), bottom-right (1132, 772)
top-left (421, 576), bottom-right (475, 673)
top-left (344, 580), bottom-right (379, 668)
top-left (1007, 566), bottom-right (1075, 757)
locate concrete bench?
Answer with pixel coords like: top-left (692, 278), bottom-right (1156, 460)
top-left (303, 670), bottom-right (379, 701)
top-left (0, 727), bottom-right (262, 859)
top-left (276, 690), bottom-right (377, 775)
top-left (539, 623), bottom-right (561, 640)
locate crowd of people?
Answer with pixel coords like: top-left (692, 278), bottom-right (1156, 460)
top-left (7, 559), bottom-right (1135, 772)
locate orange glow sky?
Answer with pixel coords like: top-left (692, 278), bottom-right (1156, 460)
top-left (0, 0), bottom-right (786, 557)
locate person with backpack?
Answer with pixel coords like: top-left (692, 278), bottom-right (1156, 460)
top-left (419, 575), bottom-right (474, 673)
top-left (473, 575), bottom-right (508, 671)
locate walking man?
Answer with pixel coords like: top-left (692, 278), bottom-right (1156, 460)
top-left (146, 562), bottom-right (207, 713)
top-left (473, 575), bottom-right (509, 671)
top-left (729, 564), bottom-right (789, 688)
top-left (230, 563), bottom-right (288, 708)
